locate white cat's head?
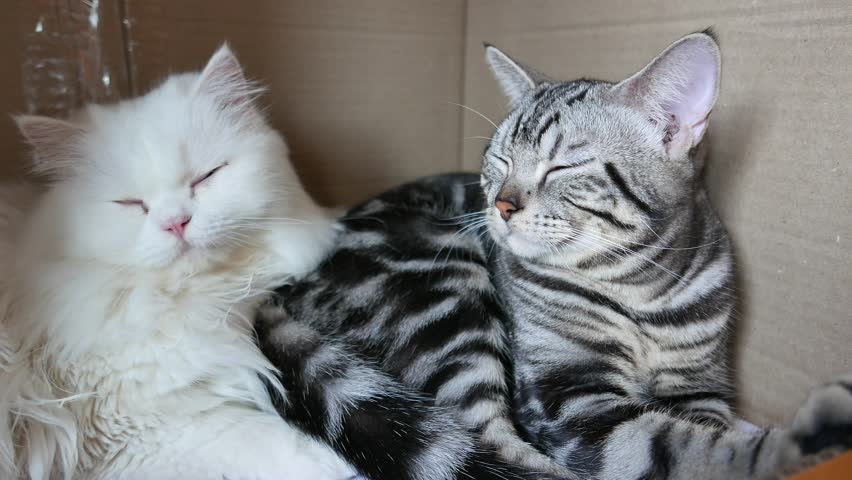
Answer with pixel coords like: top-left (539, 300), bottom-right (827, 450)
top-left (16, 44), bottom-right (312, 272)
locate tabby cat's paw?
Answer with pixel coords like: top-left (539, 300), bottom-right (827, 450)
top-left (790, 376), bottom-right (852, 456)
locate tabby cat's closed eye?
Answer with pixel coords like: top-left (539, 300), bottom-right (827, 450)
top-left (543, 158), bottom-right (594, 180)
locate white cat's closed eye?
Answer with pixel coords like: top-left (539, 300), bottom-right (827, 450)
top-left (114, 198), bottom-right (149, 214)
top-left (191, 163), bottom-right (227, 189)
top-left (110, 164), bottom-right (226, 214)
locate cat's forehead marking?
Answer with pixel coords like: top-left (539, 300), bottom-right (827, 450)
top-left (501, 118), bottom-right (590, 167)
top-left (498, 80), bottom-right (603, 164)
top-left (520, 81), bottom-right (592, 130)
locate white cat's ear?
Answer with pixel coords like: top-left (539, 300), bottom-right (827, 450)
top-left (611, 31), bottom-right (720, 156)
top-left (196, 43), bottom-right (264, 117)
top-left (14, 114), bottom-right (84, 177)
top-left (485, 45), bottom-right (548, 107)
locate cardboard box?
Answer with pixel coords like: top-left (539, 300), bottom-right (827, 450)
top-left (1, 0), bottom-right (849, 427)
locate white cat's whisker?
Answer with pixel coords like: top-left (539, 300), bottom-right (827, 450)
top-left (241, 217), bottom-right (315, 224)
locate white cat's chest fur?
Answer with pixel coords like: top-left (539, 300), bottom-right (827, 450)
top-left (42, 251), bottom-right (271, 463)
top-left (68, 276), bottom-right (265, 402)
top-left (17, 222), bottom-right (354, 478)
top-left (67, 286), bottom-right (269, 469)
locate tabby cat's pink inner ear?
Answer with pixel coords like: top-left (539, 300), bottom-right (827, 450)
top-left (663, 39), bottom-right (719, 143)
top-left (613, 32), bottom-right (721, 150)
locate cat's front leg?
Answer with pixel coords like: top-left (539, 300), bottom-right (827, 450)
top-left (782, 376), bottom-right (852, 467)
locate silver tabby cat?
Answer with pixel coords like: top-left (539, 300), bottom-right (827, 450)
top-left (482, 30), bottom-right (852, 479)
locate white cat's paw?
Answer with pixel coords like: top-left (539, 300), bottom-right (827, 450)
top-left (268, 445), bottom-right (359, 480)
top-left (789, 376), bottom-right (852, 456)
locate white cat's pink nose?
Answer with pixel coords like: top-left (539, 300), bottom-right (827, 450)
top-left (163, 215), bottom-right (192, 239)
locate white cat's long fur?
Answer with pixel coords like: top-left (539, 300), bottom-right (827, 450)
top-left (0, 182), bottom-right (77, 480)
top-left (0, 45), bottom-right (356, 480)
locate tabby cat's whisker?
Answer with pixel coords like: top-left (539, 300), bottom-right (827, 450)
top-left (434, 211), bottom-right (488, 225)
top-left (446, 101), bottom-right (499, 129)
top-left (595, 230), bottom-right (724, 251)
top-left (583, 232), bottom-right (685, 282)
top-left (636, 215), bottom-right (667, 243)
top-left (429, 219), bottom-right (489, 269)
top-left (440, 210), bottom-right (488, 221)
top-left (569, 234), bottom-right (629, 266)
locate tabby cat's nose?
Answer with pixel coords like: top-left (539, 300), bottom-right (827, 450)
top-left (495, 198), bottom-right (520, 221)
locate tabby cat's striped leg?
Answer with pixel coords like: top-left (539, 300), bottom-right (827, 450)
top-left (256, 309), bottom-right (570, 480)
top-left (256, 316), bottom-right (472, 480)
top-left (593, 406), bottom-right (790, 480)
top-left (531, 378), bottom-right (852, 480)
top-left (652, 385), bottom-right (736, 428)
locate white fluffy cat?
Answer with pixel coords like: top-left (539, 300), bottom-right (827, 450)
top-left (0, 44), bottom-right (357, 480)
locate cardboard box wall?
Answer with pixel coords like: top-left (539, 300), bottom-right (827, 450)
top-left (1, 0), bottom-right (849, 426)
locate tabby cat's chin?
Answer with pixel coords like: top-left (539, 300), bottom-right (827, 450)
top-left (489, 215), bottom-right (543, 258)
top-left (502, 232), bottom-right (549, 259)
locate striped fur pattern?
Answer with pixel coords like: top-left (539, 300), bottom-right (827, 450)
top-left (480, 31), bottom-right (852, 478)
top-left (256, 174), bottom-right (566, 480)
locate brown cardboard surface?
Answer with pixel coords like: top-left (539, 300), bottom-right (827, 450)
top-left (0, 3), bottom-right (26, 179)
top-left (464, 0), bottom-right (852, 424)
top-left (787, 451), bottom-right (852, 480)
top-left (123, 0), bottom-right (467, 206)
top-left (1, 0), bottom-right (130, 180)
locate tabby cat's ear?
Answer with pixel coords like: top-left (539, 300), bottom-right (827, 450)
top-left (14, 114), bottom-right (85, 178)
top-left (611, 31), bottom-right (721, 156)
top-left (196, 43), bottom-right (264, 118)
top-left (485, 45), bottom-right (548, 107)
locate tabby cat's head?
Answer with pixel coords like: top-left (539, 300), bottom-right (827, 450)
top-left (482, 32), bottom-right (720, 263)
